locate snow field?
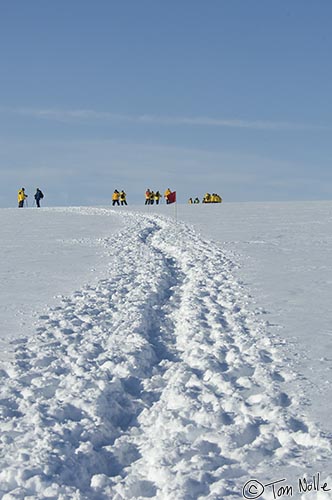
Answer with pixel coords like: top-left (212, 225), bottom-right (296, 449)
top-left (0, 207), bottom-right (123, 354)
top-left (0, 208), bottom-right (331, 499)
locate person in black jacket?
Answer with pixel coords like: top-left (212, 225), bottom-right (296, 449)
top-left (34, 188), bottom-right (44, 208)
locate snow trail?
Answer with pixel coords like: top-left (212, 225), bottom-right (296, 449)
top-left (0, 208), bottom-right (330, 499)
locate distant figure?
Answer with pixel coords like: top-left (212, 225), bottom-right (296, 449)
top-left (145, 189), bottom-right (151, 205)
top-left (120, 190), bottom-right (127, 206)
top-left (34, 188), bottom-right (44, 208)
top-left (202, 192), bottom-right (222, 203)
top-left (194, 197), bottom-right (200, 204)
top-left (18, 188), bottom-right (28, 208)
top-left (188, 198), bottom-right (193, 204)
top-left (112, 190), bottom-right (120, 206)
top-left (149, 190), bottom-right (155, 205)
top-left (164, 188), bottom-right (171, 204)
top-left (212, 193), bottom-right (222, 203)
top-left (155, 191), bottom-right (161, 205)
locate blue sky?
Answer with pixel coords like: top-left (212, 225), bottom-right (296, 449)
top-left (0, 0), bottom-right (331, 206)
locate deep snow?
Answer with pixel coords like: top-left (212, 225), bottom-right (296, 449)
top-left (0, 203), bottom-right (331, 499)
top-left (175, 201), bottom-right (332, 440)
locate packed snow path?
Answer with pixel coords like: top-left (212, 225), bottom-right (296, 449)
top-left (0, 208), bottom-right (330, 499)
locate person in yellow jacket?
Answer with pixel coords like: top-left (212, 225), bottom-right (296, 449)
top-left (155, 191), bottom-right (161, 205)
top-left (145, 189), bottom-right (151, 205)
top-left (112, 189), bottom-right (120, 206)
top-left (164, 188), bottom-right (171, 204)
top-left (149, 190), bottom-right (155, 205)
top-left (120, 190), bottom-right (127, 206)
top-left (211, 193), bottom-right (222, 203)
top-left (18, 187), bottom-right (28, 208)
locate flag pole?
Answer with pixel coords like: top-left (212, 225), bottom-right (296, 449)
top-left (167, 190), bottom-right (177, 221)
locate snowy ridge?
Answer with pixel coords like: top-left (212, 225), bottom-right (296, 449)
top-left (0, 208), bottom-right (330, 499)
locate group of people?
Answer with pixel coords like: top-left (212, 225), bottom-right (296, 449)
top-left (17, 187), bottom-right (220, 208)
top-left (18, 187), bottom-right (44, 208)
top-left (112, 190), bottom-right (127, 206)
top-left (145, 189), bottom-right (162, 205)
top-left (188, 193), bottom-right (222, 204)
top-left (111, 188), bottom-right (175, 206)
top-left (202, 193), bottom-right (222, 203)
top-left (145, 188), bottom-right (175, 205)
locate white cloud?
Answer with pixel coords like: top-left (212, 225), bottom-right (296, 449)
top-left (5, 107), bottom-right (326, 131)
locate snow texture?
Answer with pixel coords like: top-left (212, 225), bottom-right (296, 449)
top-left (0, 206), bottom-right (331, 499)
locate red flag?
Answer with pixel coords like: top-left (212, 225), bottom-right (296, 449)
top-left (167, 191), bottom-right (176, 204)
